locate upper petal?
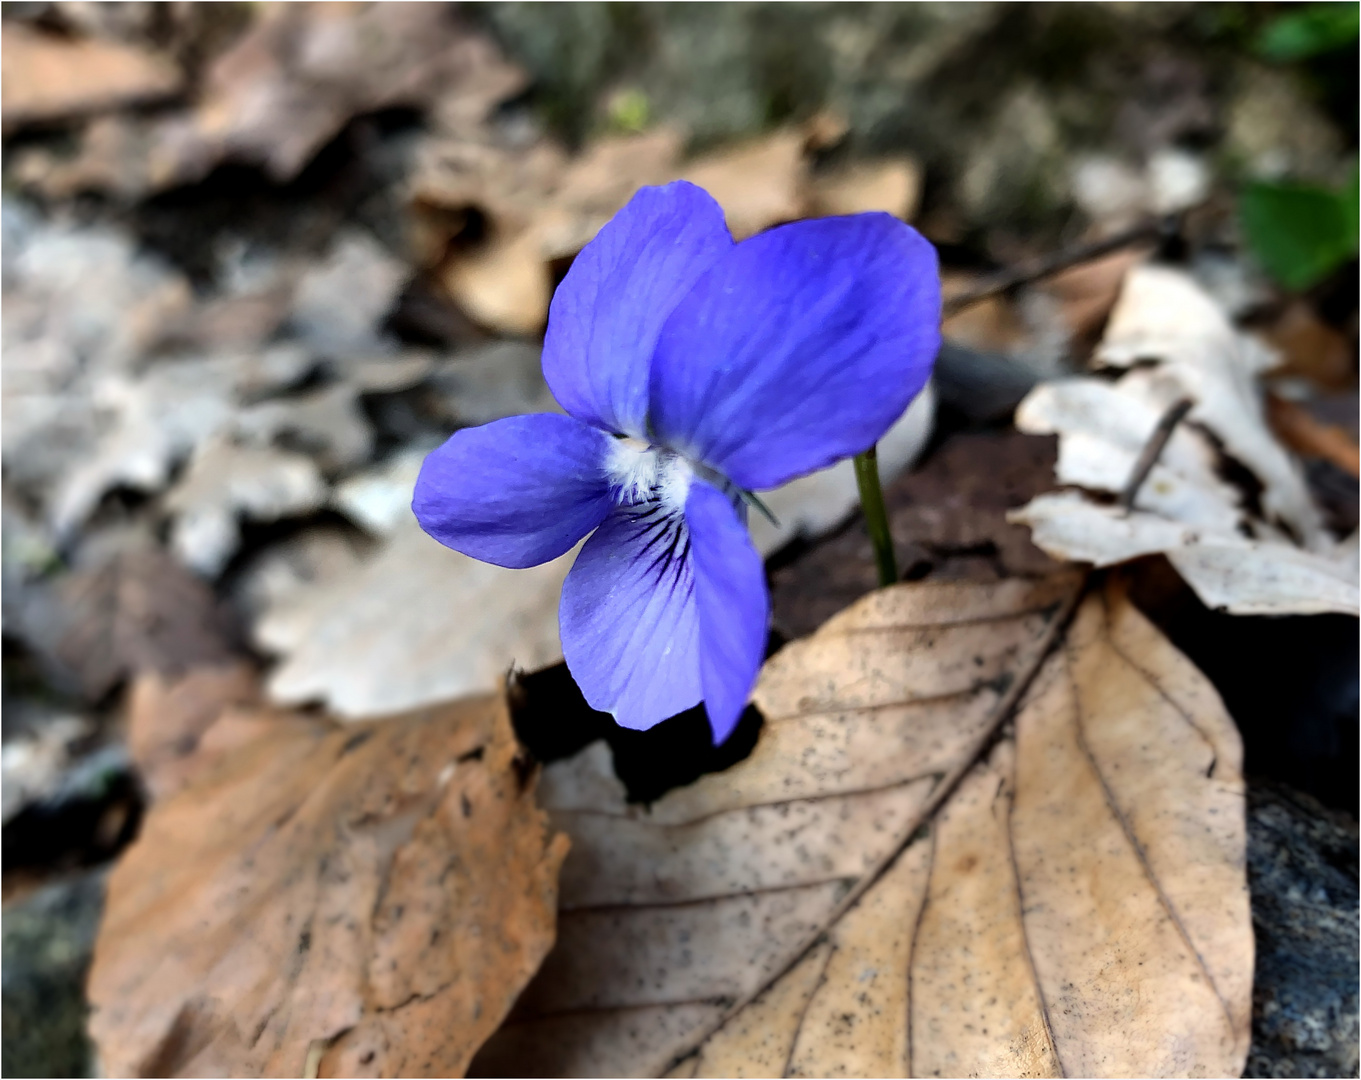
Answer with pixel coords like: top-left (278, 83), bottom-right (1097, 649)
top-left (542, 181), bottom-right (733, 438)
top-left (686, 481), bottom-right (769, 744)
top-left (413, 413), bottom-right (614, 569)
top-left (559, 500), bottom-right (702, 730)
top-left (648, 213), bottom-right (941, 490)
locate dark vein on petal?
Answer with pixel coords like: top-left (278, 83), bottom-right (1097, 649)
top-left (781, 940), bottom-right (834, 1078)
top-left (1005, 744), bottom-right (1066, 1078)
top-left (904, 825), bottom-right (936, 1079)
top-left (645, 524), bottom-right (687, 583)
top-left (1063, 632), bottom-right (1238, 1036)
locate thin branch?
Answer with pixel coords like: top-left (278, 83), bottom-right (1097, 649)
top-left (1120, 397), bottom-right (1195, 511)
top-left (942, 218), bottom-right (1169, 317)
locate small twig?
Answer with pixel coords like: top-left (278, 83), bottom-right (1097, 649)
top-left (1120, 397), bottom-right (1195, 511)
top-left (942, 218), bottom-right (1169, 317)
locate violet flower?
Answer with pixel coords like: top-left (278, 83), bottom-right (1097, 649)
top-left (413, 181), bottom-right (939, 743)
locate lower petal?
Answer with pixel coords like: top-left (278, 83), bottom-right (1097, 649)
top-left (413, 413), bottom-right (614, 569)
top-left (559, 502), bottom-right (702, 730)
top-left (687, 481), bottom-right (769, 744)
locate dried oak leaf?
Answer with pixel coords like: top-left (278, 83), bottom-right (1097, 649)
top-left (88, 693), bottom-right (570, 1078)
top-left (472, 574), bottom-right (1252, 1078)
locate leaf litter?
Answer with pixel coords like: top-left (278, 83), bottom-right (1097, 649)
top-left (471, 572), bottom-right (1253, 1078)
top-left (87, 692), bottom-right (569, 1078)
top-left (2, 7), bottom-right (1352, 1075)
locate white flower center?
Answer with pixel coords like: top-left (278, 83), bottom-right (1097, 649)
top-left (606, 437), bottom-right (695, 513)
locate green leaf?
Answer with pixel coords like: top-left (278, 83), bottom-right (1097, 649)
top-left (1257, 2), bottom-right (1360, 62)
top-left (1240, 178), bottom-right (1359, 291)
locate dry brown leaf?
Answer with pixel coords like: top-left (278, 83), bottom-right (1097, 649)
top-left (424, 130), bottom-right (684, 334)
top-left (1, 23), bottom-right (181, 128)
top-left (420, 125), bottom-right (815, 333)
top-left (1266, 393), bottom-right (1360, 479)
top-left (88, 693), bottom-right (569, 1078)
top-left (939, 273), bottom-right (1070, 380)
top-left (808, 157), bottom-right (922, 221)
top-left (1261, 300), bottom-right (1356, 391)
top-left (681, 130), bottom-right (809, 239)
top-left (472, 574), bottom-right (1252, 1078)
top-left (438, 228), bottom-right (554, 337)
top-left (11, 3), bottom-right (525, 198)
top-left (42, 546), bottom-right (239, 701)
top-left (126, 662), bottom-right (261, 800)
top-left (1041, 245), bottom-right (1152, 340)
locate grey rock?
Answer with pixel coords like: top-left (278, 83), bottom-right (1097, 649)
top-left (1245, 782), bottom-right (1359, 1078)
top-left (1, 870), bottom-right (105, 1079)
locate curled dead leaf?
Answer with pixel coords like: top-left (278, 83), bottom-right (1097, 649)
top-left (472, 574), bottom-right (1252, 1078)
top-left (1095, 265), bottom-right (1323, 545)
top-left (1010, 266), bottom-right (1358, 616)
top-left (88, 693), bottom-right (569, 1078)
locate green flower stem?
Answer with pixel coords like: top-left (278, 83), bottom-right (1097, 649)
top-left (853, 446), bottom-right (898, 588)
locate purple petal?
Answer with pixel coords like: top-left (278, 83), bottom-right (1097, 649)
top-left (413, 413), bottom-right (613, 569)
top-left (649, 213), bottom-right (941, 490)
top-left (686, 481), bottom-right (768, 743)
top-left (559, 501), bottom-right (702, 729)
top-left (542, 181), bottom-right (733, 438)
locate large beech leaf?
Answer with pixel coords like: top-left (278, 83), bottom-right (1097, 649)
top-left (472, 574), bottom-right (1252, 1078)
top-left (87, 694), bottom-right (569, 1078)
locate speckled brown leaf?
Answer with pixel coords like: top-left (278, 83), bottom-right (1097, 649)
top-left (473, 574), bottom-right (1252, 1078)
top-left (88, 693), bottom-right (570, 1078)
top-left (126, 662), bottom-right (261, 800)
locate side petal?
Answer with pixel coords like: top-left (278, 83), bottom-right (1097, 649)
top-left (559, 502), bottom-right (702, 730)
top-left (542, 181), bottom-right (733, 438)
top-left (686, 481), bottom-right (769, 744)
top-left (413, 413), bottom-right (614, 569)
top-left (649, 213), bottom-right (941, 490)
